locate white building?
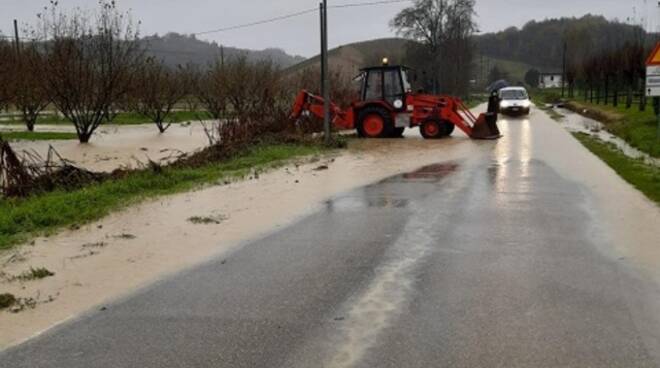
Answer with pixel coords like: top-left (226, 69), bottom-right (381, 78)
top-left (539, 72), bottom-right (563, 89)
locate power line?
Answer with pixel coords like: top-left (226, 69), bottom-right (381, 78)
top-left (193, 8), bottom-right (318, 36)
top-left (191, 0), bottom-right (411, 36)
top-left (329, 0), bottom-right (411, 9)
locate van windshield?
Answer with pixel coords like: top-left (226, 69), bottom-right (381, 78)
top-left (500, 89), bottom-right (528, 100)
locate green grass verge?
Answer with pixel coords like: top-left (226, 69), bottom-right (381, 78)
top-left (0, 131), bottom-right (78, 141)
top-left (573, 132), bottom-right (660, 205)
top-left (0, 111), bottom-right (210, 126)
top-left (0, 143), bottom-right (328, 250)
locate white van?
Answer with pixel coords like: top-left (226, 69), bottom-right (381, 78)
top-left (498, 87), bottom-right (531, 116)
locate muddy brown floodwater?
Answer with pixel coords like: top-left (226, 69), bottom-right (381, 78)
top-left (0, 122), bottom-right (484, 349)
top-left (4, 123), bottom-right (212, 172)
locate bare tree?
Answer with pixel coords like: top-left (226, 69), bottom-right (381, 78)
top-left (197, 60), bottom-right (228, 120)
top-left (391, 0), bottom-right (448, 53)
top-left (223, 56), bottom-right (255, 121)
top-left (35, 1), bottom-right (143, 143)
top-left (391, 0), bottom-right (476, 95)
top-left (443, 0), bottom-right (476, 96)
top-left (13, 45), bottom-right (50, 131)
top-left (180, 64), bottom-right (200, 113)
top-left (130, 58), bottom-right (188, 133)
top-left (0, 40), bottom-right (14, 111)
top-left (198, 57), bottom-right (296, 146)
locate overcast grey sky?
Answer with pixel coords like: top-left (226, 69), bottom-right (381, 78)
top-left (0, 0), bottom-right (657, 57)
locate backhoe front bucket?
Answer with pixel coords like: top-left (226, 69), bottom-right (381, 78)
top-left (470, 112), bottom-right (501, 140)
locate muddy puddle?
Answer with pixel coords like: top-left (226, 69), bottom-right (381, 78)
top-left (398, 162), bottom-right (460, 182)
top-left (554, 108), bottom-right (660, 167)
top-left (323, 162), bottom-right (461, 212)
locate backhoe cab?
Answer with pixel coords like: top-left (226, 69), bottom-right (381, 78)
top-left (290, 63), bottom-right (501, 140)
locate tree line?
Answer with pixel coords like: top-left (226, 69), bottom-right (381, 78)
top-left (476, 15), bottom-right (647, 69)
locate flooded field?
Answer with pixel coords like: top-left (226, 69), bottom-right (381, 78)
top-left (2, 123), bottom-right (214, 172)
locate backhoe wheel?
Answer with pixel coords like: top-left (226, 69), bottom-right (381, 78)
top-left (421, 119), bottom-right (453, 139)
top-left (391, 127), bottom-right (405, 138)
top-left (445, 122), bottom-right (455, 136)
top-left (357, 106), bottom-right (393, 138)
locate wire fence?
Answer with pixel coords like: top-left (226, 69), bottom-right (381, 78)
top-left (565, 84), bottom-right (653, 112)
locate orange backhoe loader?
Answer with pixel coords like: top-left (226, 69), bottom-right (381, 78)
top-left (290, 63), bottom-right (501, 140)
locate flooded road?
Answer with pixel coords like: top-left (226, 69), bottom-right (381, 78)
top-left (1, 108), bottom-right (659, 367)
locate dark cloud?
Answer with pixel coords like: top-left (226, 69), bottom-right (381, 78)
top-left (0, 0), bottom-right (654, 57)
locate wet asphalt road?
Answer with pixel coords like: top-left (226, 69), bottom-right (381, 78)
top-left (2, 113), bottom-right (660, 368)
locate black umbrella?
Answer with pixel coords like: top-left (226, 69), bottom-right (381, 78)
top-left (486, 79), bottom-right (510, 92)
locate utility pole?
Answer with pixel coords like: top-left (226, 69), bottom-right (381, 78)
top-left (319, 2), bottom-right (325, 111)
top-left (220, 45), bottom-right (224, 67)
top-left (320, 0), bottom-right (330, 144)
top-left (561, 41), bottom-right (567, 98)
top-left (480, 54), bottom-right (484, 87)
top-left (13, 19), bottom-right (20, 55)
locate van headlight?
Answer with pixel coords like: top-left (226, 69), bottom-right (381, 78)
top-left (521, 100), bottom-right (531, 108)
top-left (500, 101), bottom-right (510, 108)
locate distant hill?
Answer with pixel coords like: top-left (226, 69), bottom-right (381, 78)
top-left (285, 38), bottom-right (411, 76)
top-left (141, 33), bottom-right (306, 68)
top-left (285, 37), bottom-right (538, 87)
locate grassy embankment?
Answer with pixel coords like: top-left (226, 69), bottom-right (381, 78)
top-left (533, 89), bottom-right (660, 204)
top-left (0, 142), bottom-right (334, 250)
top-left (573, 133), bottom-right (660, 204)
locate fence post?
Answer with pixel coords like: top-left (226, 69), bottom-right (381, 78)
top-left (641, 79), bottom-right (647, 111)
top-left (654, 98), bottom-right (660, 139)
top-left (641, 94), bottom-right (646, 112)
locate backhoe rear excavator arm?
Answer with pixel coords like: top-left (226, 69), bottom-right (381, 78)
top-left (289, 90), bottom-right (355, 130)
